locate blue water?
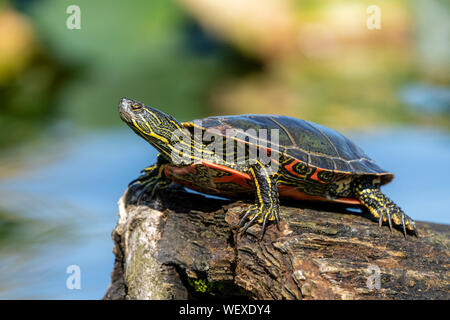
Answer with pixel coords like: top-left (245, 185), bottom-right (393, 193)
top-left (400, 83), bottom-right (450, 114)
top-left (0, 127), bottom-right (448, 299)
top-left (0, 129), bottom-right (157, 299)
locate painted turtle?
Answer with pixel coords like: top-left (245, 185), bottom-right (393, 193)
top-left (119, 97), bottom-right (417, 239)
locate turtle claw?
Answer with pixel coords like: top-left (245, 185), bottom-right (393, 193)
top-left (239, 204), bottom-right (279, 240)
top-left (408, 219), bottom-right (419, 238)
top-left (378, 209), bottom-right (393, 232)
top-left (238, 205), bottom-right (257, 228)
top-left (239, 205), bottom-right (260, 232)
top-left (355, 178), bottom-right (418, 238)
top-left (135, 178), bottom-right (172, 205)
top-left (242, 215), bottom-right (260, 234)
top-left (274, 214), bottom-right (280, 231)
top-left (396, 211), bottom-right (418, 238)
top-left (375, 206), bottom-right (418, 238)
top-left (378, 212), bottom-right (392, 233)
top-left (260, 212), bottom-right (271, 241)
top-left (401, 213), bottom-right (407, 238)
top-left (136, 182), bottom-right (155, 205)
top-left (128, 162), bottom-right (172, 205)
top-left (387, 212), bottom-right (393, 233)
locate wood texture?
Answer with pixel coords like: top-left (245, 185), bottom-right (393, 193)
top-left (104, 185), bottom-right (449, 300)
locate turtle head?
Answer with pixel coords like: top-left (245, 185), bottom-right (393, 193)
top-left (119, 97), bottom-right (189, 158)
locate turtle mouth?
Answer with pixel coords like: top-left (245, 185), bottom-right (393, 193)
top-left (118, 97), bottom-right (135, 123)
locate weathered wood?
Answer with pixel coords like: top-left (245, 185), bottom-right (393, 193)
top-left (104, 185), bottom-right (449, 300)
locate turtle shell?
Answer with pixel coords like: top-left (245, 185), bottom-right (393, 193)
top-left (184, 115), bottom-right (393, 185)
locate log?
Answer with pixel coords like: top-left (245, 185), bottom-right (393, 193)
top-left (104, 185), bottom-right (449, 300)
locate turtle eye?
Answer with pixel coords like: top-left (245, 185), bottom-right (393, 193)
top-left (130, 103), bottom-right (142, 111)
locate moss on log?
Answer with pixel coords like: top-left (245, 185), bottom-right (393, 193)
top-left (104, 185), bottom-right (449, 300)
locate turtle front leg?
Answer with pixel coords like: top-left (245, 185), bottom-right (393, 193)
top-left (354, 176), bottom-right (418, 237)
top-left (129, 154), bottom-right (172, 204)
top-left (239, 162), bottom-right (280, 240)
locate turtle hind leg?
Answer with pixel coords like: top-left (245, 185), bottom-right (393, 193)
top-left (354, 176), bottom-right (418, 237)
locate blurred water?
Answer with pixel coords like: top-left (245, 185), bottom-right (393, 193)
top-left (0, 126), bottom-right (448, 299)
top-left (0, 128), bottom-right (157, 299)
top-left (400, 84), bottom-right (450, 114)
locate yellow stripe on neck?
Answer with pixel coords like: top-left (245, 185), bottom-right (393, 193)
top-left (132, 119), bottom-right (169, 144)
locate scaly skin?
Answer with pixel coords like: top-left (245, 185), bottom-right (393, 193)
top-left (238, 162), bottom-right (280, 240)
top-left (129, 154), bottom-right (172, 204)
top-left (354, 176), bottom-right (418, 237)
top-left (119, 97), bottom-right (418, 240)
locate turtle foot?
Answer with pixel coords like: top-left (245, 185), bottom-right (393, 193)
top-left (238, 204), bottom-right (280, 240)
top-left (377, 206), bottom-right (418, 238)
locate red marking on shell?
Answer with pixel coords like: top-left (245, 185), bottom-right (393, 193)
top-left (202, 161), bottom-right (252, 189)
top-left (310, 167), bottom-right (327, 183)
top-left (285, 159), bottom-right (305, 178)
top-left (164, 163), bottom-right (361, 205)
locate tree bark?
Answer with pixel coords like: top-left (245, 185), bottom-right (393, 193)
top-left (104, 185), bottom-right (449, 300)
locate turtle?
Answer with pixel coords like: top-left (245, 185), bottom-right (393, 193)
top-left (118, 97), bottom-right (418, 239)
